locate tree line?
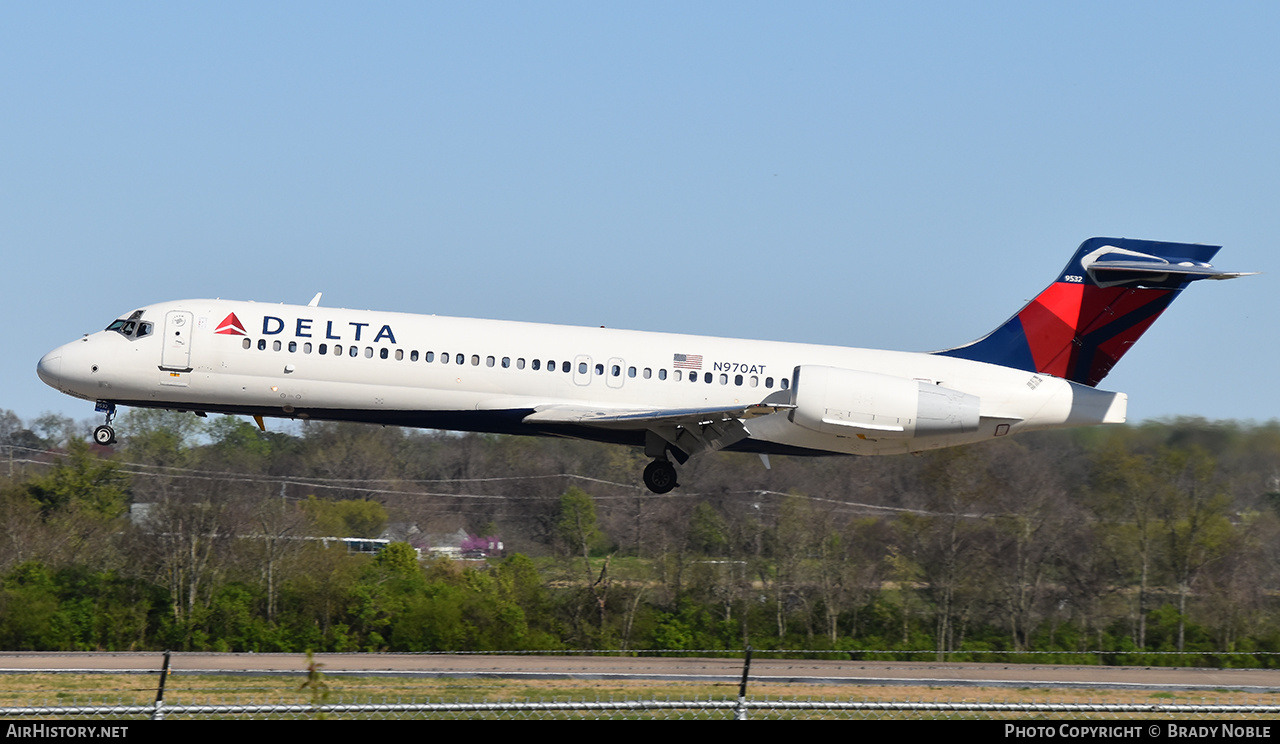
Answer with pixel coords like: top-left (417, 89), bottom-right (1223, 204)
top-left (1, 407), bottom-right (1279, 664)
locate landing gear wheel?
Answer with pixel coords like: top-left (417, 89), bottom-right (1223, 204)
top-left (93, 425), bottom-right (116, 446)
top-left (643, 460), bottom-right (678, 494)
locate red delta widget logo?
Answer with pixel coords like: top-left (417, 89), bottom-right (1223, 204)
top-left (215, 313), bottom-right (247, 336)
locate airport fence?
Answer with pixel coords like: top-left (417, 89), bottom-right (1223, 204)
top-left (0, 696), bottom-right (1278, 720)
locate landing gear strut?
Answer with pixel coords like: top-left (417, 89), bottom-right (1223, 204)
top-left (643, 459), bottom-right (678, 494)
top-left (92, 402), bottom-right (117, 446)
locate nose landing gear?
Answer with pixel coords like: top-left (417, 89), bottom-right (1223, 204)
top-left (642, 459), bottom-right (678, 494)
top-left (92, 402), bottom-right (117, 446)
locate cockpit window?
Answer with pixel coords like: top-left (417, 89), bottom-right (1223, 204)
top-left (106, 316), bottom-right (153, 340)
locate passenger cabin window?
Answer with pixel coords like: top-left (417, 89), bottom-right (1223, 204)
top-left (562, 361), bottom-right (570, 373)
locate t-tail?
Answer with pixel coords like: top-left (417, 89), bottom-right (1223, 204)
top-left (937, 237), bottom-right (1253, 387)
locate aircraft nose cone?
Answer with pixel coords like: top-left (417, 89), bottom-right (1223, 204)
top-left (36, 351), bottom-right (62, 390)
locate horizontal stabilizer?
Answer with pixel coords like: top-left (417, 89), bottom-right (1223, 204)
top-left (1084, 260), bottom-right (1254, 281)
top-left (1082, 243), bottom-right (1255, 288)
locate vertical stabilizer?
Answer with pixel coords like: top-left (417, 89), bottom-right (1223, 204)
top-left (937, 237), bottom-right (1248, 387)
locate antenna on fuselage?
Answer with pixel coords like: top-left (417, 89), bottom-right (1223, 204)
top-left (308, 293), bottom-right (322, 307)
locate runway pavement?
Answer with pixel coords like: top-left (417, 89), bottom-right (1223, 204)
top-left (0, 653), bottom-right (1277, 692)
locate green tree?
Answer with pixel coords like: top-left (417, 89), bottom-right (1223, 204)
top-left (556, 487), bottom-right (607, 558)
top-left (26, 441), bottom-right (128, 520)
top-left (206, 416), bottom-right (275, 462)
top-left (0, 562), bottom-right (70, 649)
top-left (1155, 447), bottom-right (1233, 652)
top-left (303, 497), bottom-right (388, 538)
top-left (29, 413), bottom-right (79, 449)
top-left (555, 488), bottom-right (616, 643)
top-left (117, 409), bottom-right (203, 466)
top-left (1087, 440), bottom-right (1161, 649)
top-left (374, 542), bottom-right (420, 577)
top-left (491, 554), bottom-right (558, 648)
top-left (0, 409), bottom-right (42, 450)
top-left (688, 502), bottom-right (728, 556)
top-left (899, 448), bottom-right (995, 659)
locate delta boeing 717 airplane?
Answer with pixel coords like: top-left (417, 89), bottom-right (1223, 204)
top-left (37, 238), bottom-right (1250, 493)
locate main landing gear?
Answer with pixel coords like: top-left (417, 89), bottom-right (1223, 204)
top-left (642, 431), bottom-right (686, 494)
top-left (92, 402), bottom-right (117, 446)
top-left (643, 459), bottom-right (678, 494)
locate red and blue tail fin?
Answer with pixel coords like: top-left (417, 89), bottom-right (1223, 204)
top-left (937, 237), bottom-right (1251, 387)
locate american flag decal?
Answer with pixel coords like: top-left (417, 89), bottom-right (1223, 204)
top-left (673, 353), bottom-right (703, 370)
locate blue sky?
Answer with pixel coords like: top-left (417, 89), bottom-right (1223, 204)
top-left (3, 3), bottom-right (1276, 426)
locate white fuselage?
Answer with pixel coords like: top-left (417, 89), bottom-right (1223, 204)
top-left (37, 299), bottom-right (1126, 456)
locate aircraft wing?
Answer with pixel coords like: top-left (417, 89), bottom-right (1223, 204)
top-left (522, 396), bottom-right (794, 459)
top-left (522, 401), bottom-right (791, 427)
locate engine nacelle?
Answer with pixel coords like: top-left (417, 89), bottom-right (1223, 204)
top-left (788, 365), bottom-right (981, 439)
